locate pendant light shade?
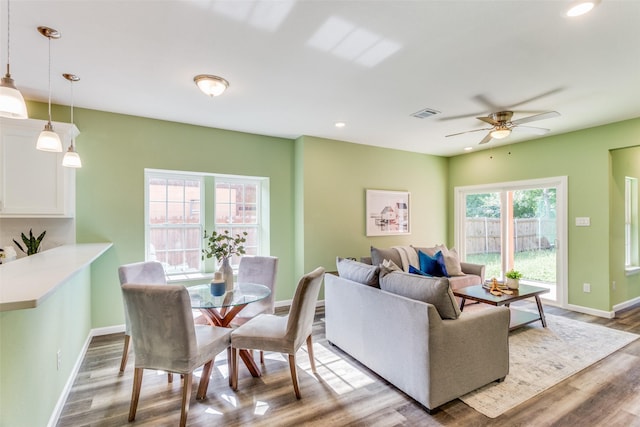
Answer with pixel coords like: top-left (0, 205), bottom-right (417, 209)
top-left (0, 0), bottom-right (28, 119)
top-left (62, 73), bottom-right (81, 168)
top-left (36, 26), bottom-right (62, 152)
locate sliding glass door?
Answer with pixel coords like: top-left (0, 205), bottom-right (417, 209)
top-left (455, 177), bottom-right (567, 305)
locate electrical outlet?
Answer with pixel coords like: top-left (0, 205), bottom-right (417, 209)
top-left (583, 283), bottom-right (591, 293)
top-left (57, 350), bottom-right (61, 371)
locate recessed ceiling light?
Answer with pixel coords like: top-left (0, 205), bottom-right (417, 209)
top-left (566, 1), bottom-right (599, 17)
top-left (464, 146), bottom-right (473, 151)
top-left (335, 121), bottom-right (346, 128)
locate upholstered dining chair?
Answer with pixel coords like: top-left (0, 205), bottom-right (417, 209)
top-left (231, 256), bottom-right (279, 362)
top-left (121, 284), bottom-right (231, 427)
top-left (117, 261), bottom-right (167, 374)
top-left (230, 266), bottom-right (325, 399)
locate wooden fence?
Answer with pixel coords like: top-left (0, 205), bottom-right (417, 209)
top-left (466, 217), bottom-right (556, 255)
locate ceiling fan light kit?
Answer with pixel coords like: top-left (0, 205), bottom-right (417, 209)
top-left (194, 74), bottom-right (229, 97)
top-left (446, 110), bottom-right (560, 145)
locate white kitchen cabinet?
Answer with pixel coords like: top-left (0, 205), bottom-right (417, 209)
top-left (0, 118), bottom-right (79, 217)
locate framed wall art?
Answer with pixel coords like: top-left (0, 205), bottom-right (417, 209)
top-left (365, 189), bottom-right (410, 236)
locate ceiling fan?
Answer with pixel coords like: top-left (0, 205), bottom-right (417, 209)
top-left (445, 110), bottom-right (560, 145)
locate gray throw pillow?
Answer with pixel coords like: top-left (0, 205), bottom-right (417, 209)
top-left (336, 257), bottom-right (380, 288)
top-left (370, 246), bottom-right (403, 268)
top-left (379, 271), bottom-right (461, 319)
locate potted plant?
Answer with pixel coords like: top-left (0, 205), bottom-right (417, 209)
top-left (13, 229), bottom-right (46, 256)
top-left (505, 269), bottom-right (523, 290)
top-left (202, 230), bottom-right (248, 291)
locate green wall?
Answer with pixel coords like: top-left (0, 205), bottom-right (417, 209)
top-left (298, 136), bottom-right (449, 278)
top-left (0, 267), bottom-right (92, 427)
top-left (448, 118), bottom-right (640, 311)
top-left (610, 145), bottom-right (640, 305)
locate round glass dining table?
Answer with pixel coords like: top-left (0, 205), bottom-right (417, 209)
top-left (187, 282), bottom-right (271, 378)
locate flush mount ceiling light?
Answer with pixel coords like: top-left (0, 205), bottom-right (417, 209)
top-left (490, 125), bottom-right (512, 140)
top-left (194, 74), bottom-right (229, 97)
top-left (0, 0), bottom-right (28, 119)
top-left (62, 73), bottom-right (81, 168)
top-left (335, 121), bottom-right (346, 128)
top-left (36, 26), bottom-right (62, 152)
top-left (566, 0), bottom-right (600, 17)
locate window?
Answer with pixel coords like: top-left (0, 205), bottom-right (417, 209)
top-left (146, 172), bottom-right (204, 275)
top-left (145, 169), bottom-right (268, 278)
top-left (625, 176), bottom-right (638, 268)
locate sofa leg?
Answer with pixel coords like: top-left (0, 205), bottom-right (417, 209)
top-left (424, 406), bottom-right (439, 415)
top-left (496, 376), bottom-right (506, 383)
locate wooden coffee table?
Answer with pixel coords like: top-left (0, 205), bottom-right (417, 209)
top-left (453, 283), bottom-right (549, 331)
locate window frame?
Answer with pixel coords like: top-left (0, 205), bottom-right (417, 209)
top-left (624, 176), bottom-right (638, 270)
top-left (144, 169), bottom-right (269, 280)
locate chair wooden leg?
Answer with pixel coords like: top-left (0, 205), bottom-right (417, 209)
top-left (260, 350), bottom-right (264, 364)
top-left (288, 354), bottom-right (301, 399)
top-left (168, 373), bottom-right (173, 383)
top-left (226, 347), bottom-right (233, 387)
top-left (119, 334), bottom-right (130, 374)
top-left (197, 360), bottom-right (213, 400)
top-left (180, 373), bottom-right (193, 427)
top-left (128, 367), bottom-right (144, 421)
top-left (231, 347), bottom-right (239, 390)
top-left (306, 335), bottom-right (316, 373)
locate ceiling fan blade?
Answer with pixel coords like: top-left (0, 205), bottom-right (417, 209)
top-left (476, 116), bottom-right (499, 126)
top-left (512, 125), bottom-right (550, 135)
top-left (445, 127), bottom-right (492, 138)
top-left (479, 133), bottom-right (493, 144)
top-left (511, 111), bottom-right (560, 125)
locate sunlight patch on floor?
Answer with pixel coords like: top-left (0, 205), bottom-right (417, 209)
top-left (254, 400), bottom-right (269, 415)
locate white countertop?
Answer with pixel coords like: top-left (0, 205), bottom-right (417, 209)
top-left (0, 243), bottom-right (112, 311)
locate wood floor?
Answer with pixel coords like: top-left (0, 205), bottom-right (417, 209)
top-left (57, 303), bottom-right (640, 427)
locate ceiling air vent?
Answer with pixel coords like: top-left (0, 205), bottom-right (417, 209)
top-left (411, 108), bottom-right (441, 119)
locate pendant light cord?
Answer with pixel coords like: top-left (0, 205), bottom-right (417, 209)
top-left (70, 79), bottom-right (75, 149)
top-left (47, 35), bottom-right (52, 122)
top-left (5, 0), bottom-right (11, 74)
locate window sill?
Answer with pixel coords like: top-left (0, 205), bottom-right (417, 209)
top-left (625, 266), bottom-right (640, 277)
top-left (166, 272), bottom-right (214, 283)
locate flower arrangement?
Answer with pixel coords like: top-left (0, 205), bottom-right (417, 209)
top-left (505, 269), bottom-right (523, 280)
top-left (201, 229), bottom-right (248, 262)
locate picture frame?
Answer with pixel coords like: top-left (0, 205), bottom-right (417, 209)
top-left (365, 189), bottom-right (411, 236)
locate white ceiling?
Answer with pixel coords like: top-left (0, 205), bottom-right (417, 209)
top-left (5, 0), bottom-right (640, 156)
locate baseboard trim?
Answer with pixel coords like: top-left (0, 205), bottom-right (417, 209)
top-left (565, 303), bottom-right (615, 319)
top-left (613, 296), bottom-right (640, 314)
top-left (46, 331), bottom-right (93, 427)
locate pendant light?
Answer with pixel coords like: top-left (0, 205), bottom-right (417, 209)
top-left (0, 0), bottom-right (28, 119)
top-left (36, 26), bottom-right (62, 152)
top-left (62, 73), bottom-right (81, 168)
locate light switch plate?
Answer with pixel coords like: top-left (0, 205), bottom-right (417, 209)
top-left (575, 217), bottom-right (590, 226)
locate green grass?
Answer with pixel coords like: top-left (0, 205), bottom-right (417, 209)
top-left (466, 249), bottom-right (557, 283)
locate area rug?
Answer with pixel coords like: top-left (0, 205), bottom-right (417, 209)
top-left (459, 312), bottom-right (639, 418)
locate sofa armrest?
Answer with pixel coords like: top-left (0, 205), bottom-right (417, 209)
top-left (429, 307), bottom-right (510, 405)
top-left (460, 262), bottom-right (485, 283)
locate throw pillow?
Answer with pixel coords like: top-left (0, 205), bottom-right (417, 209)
top-left (434, 250), bottom-right (449, 277)
top-left (434, 244), bottom-right (465, 277)
top-left (370, 246), bottom-right (403, 269)
top-left (336, 257), bottom-right (380, 288)
top-left (408, 265), bottom-right (431, 276)
top-left (379, 271), bottom-right (461, 319)
top-left (418, 250), bottom-right (445, 277)
top-left (379, 258), bottom-right (402, 278)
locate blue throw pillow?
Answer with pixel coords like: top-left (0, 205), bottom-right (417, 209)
top-left (418, 250), bottom-right (444, 277)
top-left (409, 264), bottom-right (432, 277)
top-left (434, 250), bottom-right (450, 277)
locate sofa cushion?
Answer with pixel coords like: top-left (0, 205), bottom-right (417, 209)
top-left (418, 250), bottom-right (446, 277)
top-left (336, 257), bottom-right (380, 288)
top-left (370, 246), bottom-right (403, 269)
top-left (408, 265), bottom-right (431, 276)
top-left (379, 259), bottom-right (402, 278)
top-left (379, 271), bottom-right (461, 319)
top-left (434, 244), bottom-right (465, 277)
